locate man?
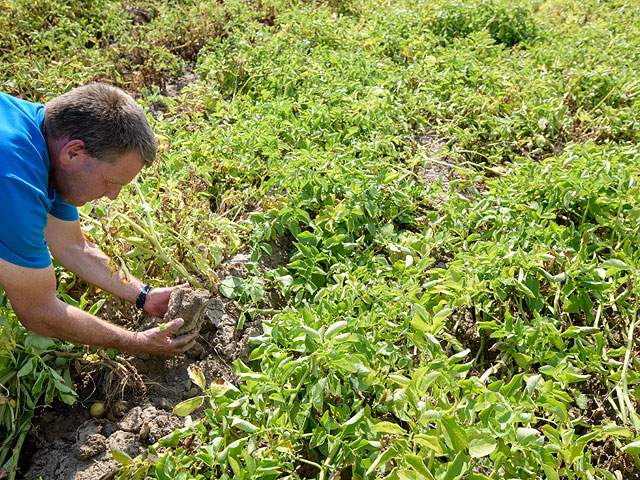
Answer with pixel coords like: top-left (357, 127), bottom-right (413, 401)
top-left (0, 83), bottom-right (197, 356)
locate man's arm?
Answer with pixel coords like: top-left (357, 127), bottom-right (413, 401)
top-left (44, 214), bottom-right (171, 317)
top-left (0, 257), bottom-right (195, 355)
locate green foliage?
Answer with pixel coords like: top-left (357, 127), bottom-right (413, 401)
top-left (0, 0), bottom-right (295, 99)
top-left (0, 308), bottom-right (77, 479)
top-left (2, 0), bottom-right (640, 478)
top-left (427, 1), bottom-right (539, 46)
top-left (117, 0), bottom-right (640, 473)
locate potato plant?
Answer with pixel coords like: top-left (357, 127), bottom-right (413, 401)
top-left (0, 307), bottom-right (78, 480)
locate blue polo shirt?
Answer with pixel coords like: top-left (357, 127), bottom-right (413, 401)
top-left (0, 92), bottom-right (79, 269)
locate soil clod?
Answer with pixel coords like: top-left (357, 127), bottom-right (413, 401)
top-left (164, 287), bottom-right (211, 335)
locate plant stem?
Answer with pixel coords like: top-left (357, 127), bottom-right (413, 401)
top-left (8, 427), bottom-right (29, 480)
top-left (621, 306), bottom-right (638, 425)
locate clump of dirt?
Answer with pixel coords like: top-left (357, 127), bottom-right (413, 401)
top-left (588, 434), bottom-right (638, 477)
top-left (450, 307), bottom-right (482, 358)
top-left (164, 287), bottom-right (211, 335)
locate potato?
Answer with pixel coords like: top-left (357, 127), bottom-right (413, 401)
top-left (89, 401), bottom-right (106, 418)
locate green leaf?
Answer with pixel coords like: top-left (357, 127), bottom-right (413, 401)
top-left (173, 396), bottom-right (205, 416)
top-left (404, 454), bottom-right (434, 479)
top-left (516, 280), bottom-right (536, 298)
top-left (110, 445), bottom-right (132, 465)
top-left (596, 469), bottom-right (619, 480)
top-left (561, 326), bottom-right (600, 338)
top-left (622, 440), bottom-right (640, 455)
top-left (230, 417), bottom-right (259, 433)
top-left (541, 465), bottom-right (560, 480)
top-left (311, 377), bottom-right (327, 411)
top-left (325, 320), bottom-right (348, 340)
top-left (301, 325), bottom-right (321, 342)
top-left (219, 277), bottom-right (243, 299)
top-left (365, 439), bottom-right (408, 476)
top-left (512, 352), bottom-right (532, 369)
top-left (17, 357), bottom-right (37, 378)
top-left (441, 415), bottom-right (467, 452)
top-left (525, 375), bottom-right (543, 395)
top-left (602, 425), bottom-right (633, 438)
top-left (216, 438), bottom-right (247, 462)
top-left (601, 258), bottom-right (630, 276)
top-left (389, 374), bottom-right (410, 386)
top-left (372, 421), bottom-right (406, 435)
top-left (413, 433), bottom-right (443, 455)
top-left (24, 332), bottom-right (56, 353)
top-left (432, 307), bottom-right (453, 324)
top-left (467, 431), bottom-right (497, 458)
top-left (516, 427), bottom-right (541, 446)
top-left (342, 408), bottom-right (364, 428)
top-left (442, 451), bottom-right (470, 480)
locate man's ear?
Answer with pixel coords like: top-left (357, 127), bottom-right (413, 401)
top-left (59, 139), bottom-right (89, 167)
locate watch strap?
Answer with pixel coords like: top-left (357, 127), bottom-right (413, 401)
top-left (136, 285), bottom-right (153, 309)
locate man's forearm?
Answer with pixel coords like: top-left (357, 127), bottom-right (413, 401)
top-left (17, 295), bottom-right (141, 352)
top-left (53, 238), bottom-right (145, 304)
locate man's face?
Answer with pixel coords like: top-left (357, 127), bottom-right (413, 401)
top-left (54, 150), bottom-right (144, 207)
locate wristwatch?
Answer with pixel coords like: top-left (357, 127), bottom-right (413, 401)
top-left (136, 285), bottom-right (153, 309)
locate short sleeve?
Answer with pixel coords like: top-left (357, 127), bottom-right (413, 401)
top-left (0, 175), bottom-right (52, 268)
top-left (49, 193), bottom-right (79, 221)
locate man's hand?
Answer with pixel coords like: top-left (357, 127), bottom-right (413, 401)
top-left (143, 283), bottom-right (188, 318)
top-left (133, 318), bottom-right (198, 356)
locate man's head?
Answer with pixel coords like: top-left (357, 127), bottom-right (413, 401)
top-left (44, 84), bottom-right (157, 206)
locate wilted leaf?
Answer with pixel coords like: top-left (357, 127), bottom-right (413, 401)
top-left (188, 365), bottom-right (206, 390)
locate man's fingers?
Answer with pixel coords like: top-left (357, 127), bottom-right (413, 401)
top-left (161, 319), bottom-right (198, 345)
top-left (172, 330), bottom-right (198, 345)
top-left (175, 339), bottom-right (198, 354)
top-left (168, 332), bottom-right (198, 355)
top-left (137, 319), bottom-right (199, 356)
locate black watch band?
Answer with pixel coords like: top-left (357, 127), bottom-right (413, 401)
top-left (136, 285), bottom-right (153, 309)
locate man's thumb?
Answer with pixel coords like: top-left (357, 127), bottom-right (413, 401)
top-left (163, 318), bottom-right (184, 333)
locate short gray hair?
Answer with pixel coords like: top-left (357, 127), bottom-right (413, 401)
top-left (44, 83), bottom-right (157, 166)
